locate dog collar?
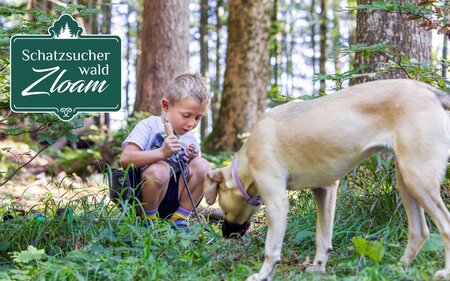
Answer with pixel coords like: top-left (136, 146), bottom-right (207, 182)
top-left (231, 157), bottom-right (262, 206)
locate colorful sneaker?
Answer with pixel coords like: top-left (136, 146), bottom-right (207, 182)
top-left (171, 219), bottom-right (190, 233)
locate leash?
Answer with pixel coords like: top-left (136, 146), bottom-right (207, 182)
top-left (163, 120), bottom-right (205, 228)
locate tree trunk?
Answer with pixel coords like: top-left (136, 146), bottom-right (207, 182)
top-left (351, 0), bottom-right (432, 85)
top-left (332, 0), bottom-right (341, 74)
top-left (442, 34), bottom-right (448, 78)
top-left (211, 0), bottom-right (224, 127)
top-left (101, 0), bottom-right (112, 132)
top-left (310, 0), bottom-right (317, 94)
top-left (125, 5), bottom-right (132, 117)
top-left (101, 0), bottom-right (111, 34)
top-left (78, 0), bottom-right (99, 34)
top-left (135, 0), bottom-right (190, 115)
top-left (26, 0), bottom-right (53, 21)
top-left (199, 0), bottom-right (209, 141)
top-left (204, 0), bottom-right (271, 152)
top-left (319, 0), bottom-right (328, 93)
top-left (270, 0), bottom-right (279, 94)
top-left (134, 1), bottom-right (143, 116)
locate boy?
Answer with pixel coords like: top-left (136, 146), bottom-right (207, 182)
top-left (120, 73), bottom-right (211, 229)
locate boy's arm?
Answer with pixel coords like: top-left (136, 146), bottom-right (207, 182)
top-left (120, 135), bottom-right (180, 168)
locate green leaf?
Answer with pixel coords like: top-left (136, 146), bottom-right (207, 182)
top-left (352, 237), bottom-right (384, 262)
top-left (0, 241), bottom-right (10, 251)
top-left (13, 245), bottom-right (46, 264)
top-left (37, 133), bottom-right (55, 144)
top-left (295, 230), bottom-right (315, 244)
top-left (422, 233), bottom-right (444, 252)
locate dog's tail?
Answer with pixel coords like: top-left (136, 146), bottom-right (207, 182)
top-left (426, 85), bottom-right (450, 110)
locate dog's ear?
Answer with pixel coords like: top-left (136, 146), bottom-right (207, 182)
top-left (204, 169), bottom-right (223, 205)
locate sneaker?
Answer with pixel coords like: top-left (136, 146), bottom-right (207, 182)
top-left (171, 219), bottom-right (190, 233)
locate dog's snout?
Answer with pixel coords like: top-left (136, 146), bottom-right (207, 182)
top-left (222, 220), bottom-right (250, 238)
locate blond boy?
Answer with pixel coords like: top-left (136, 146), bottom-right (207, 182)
top-left (120, 74), bottom-right (210, 228)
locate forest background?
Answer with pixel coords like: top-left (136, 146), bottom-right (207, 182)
top-left (1, 0), bottom-right (450, 280)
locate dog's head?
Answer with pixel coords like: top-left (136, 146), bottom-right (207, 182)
top-left (204, 166), bottom-right (261, 238)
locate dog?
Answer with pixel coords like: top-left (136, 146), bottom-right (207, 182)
top-left (204, 79), bottom-right (450, 281)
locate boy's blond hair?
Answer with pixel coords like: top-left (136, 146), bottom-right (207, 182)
top-left (165, 74), bottom-right (210, 105)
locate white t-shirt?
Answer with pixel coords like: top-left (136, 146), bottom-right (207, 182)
top-left (122, 116), bottom-right (200, 156)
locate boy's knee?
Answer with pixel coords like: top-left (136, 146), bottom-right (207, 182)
top-left (189, 157), bottom-right (210, 177)
top-left (141, 162), bottom-right (170, 184)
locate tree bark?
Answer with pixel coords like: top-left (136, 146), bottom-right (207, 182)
top-left (101, 0), bottom-right (112, 131)
top-left (78, 0), bottom-right (99, 34)
top-left (319, 0), bottom-right (328, 93)
top-left (310, 0), bottom-right (317, 94)
top-left (125, 5), bottom-right (132, 117)
top-left (332, 0), bottom-right (341, 74)
top-left (199, 0), bottom-right (209, 141)
top-left (351, 0), bottom-right (432, 85)
top-left (270, 0), bottom-right (279, 94)
top-left (204, 0), bottom-right (271, 152)
top-left (135, 0), bottom-right (190, 115)
top-left (211, 0), bottom-right (224, 128)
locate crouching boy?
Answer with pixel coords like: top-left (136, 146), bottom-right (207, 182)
top-left (120, 74), bottom-right (211, 229)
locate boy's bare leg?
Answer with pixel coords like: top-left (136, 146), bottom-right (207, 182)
top-left (139, 161), bottom-right (171, 216)
top-left (178, 157), bottom-right (210, 211)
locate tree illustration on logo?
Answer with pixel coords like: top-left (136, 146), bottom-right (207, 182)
top-left (49, 14), bottom-right (83, 39)
top-left (57, 23), bottom-right (75, 39)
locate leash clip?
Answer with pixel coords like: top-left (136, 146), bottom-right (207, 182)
top-left (247, 195), bottom-right (262, 206)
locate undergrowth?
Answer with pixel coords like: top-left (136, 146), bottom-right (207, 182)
top-left (0, 153), bottom-right (448, 280)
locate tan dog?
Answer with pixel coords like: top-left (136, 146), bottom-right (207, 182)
top-left (204, 79), bottom-right (450, 281)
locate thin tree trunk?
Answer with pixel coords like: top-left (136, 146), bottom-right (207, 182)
top-left (211, 0), bottom-right (223, 125)
top-left (101, 0), bottom-right (112, 132)
top-left (442, 34), bottom-right (448, 78)
top-left (332, 0), bottom-right (341, 74)
top-left (319, 0), bottom-right (328, 93)
top-left (199, 0), bottom-right (209, 140)
top-left (270, 0), bottom-right (279, 94)
top-left (310, 0), bottom-right (317, 94)
top-left (281, 1), bottom-right (288, 95)
top-left (134, 2), bottom-right (142, 116)
top-left (125, 5), bottom-right (132, 117)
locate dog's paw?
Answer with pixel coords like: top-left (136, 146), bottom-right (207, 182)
top-left (304, 265), bottom-right (325, 274)
top-left (434, 269), bottom-right (450, 280)
top-left (246, 273), bottom-right (262, 281)
top-left (246, 273), bottom-right (272, 281)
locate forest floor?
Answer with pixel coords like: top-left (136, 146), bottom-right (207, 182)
top-left (0, 140), bottom-right (448, 281)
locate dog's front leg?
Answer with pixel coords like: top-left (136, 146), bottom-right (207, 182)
top-left (306, 181), bottom-right (339, 273)
top-left (247, 192), bottom-right (289, 281)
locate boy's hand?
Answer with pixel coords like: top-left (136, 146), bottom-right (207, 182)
top-left (161, 135), bottom-right (181, 158)
top-left (183, 144), bottom-right (199, 162)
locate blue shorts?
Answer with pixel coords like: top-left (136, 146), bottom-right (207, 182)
top-left (128, 167), bottom-right (184, 219)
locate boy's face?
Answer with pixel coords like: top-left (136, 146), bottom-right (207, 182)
top-left (162, 97), bottom-right (208, 136)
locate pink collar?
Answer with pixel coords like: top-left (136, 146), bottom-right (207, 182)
top-left (231, 157), bottom-right (262, 206)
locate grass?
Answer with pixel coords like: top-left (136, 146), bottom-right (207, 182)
top-left (0, 153), bottom-right (449, 280)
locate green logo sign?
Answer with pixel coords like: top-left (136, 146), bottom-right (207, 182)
top-left (10, 14), bottom-right (121, 121)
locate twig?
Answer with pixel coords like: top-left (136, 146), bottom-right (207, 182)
top-left (0, 121), bottom-right (53, 138)
top-left (377, 51), bottom-right (413, 79)
top-left (0, 110), bottom-right (11, 123)
top-left (0, 62), bottom-right (9, 72)
top-left (0, 143), bottom-right (51, 187)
